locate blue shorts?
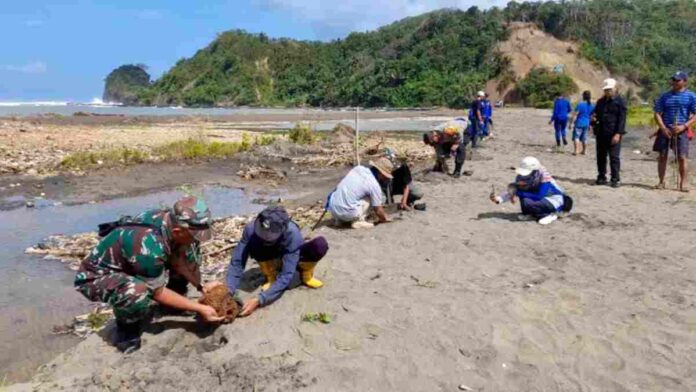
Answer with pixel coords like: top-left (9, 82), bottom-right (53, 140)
top-left (653, 133), bottom-right (689, 158)
top-left (572, 125), bottom-right (589, 142)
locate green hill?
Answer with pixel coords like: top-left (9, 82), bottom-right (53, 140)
top-left (121, 0), bottom-right (695, 108)
top-left (103, 64), bottom-right (151, 105)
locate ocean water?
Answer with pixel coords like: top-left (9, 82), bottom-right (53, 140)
top-left (0, 101), bottom-right (358, 118)
top-left (0, 102), bottom-right (454, 132)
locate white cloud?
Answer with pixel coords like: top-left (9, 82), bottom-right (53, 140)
top-left (25, 19), bottom-right (44, 27)
top-left (3, 61), bottom-right (48, 74)
top-left (255, 0), bottom-right (509, 38)
top-left (137, 9), bottom-right (164, 20)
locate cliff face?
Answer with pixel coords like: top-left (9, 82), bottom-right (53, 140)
top-left (485, 23), bottom-right (641, 104)
top-left (103, 65), bottom-right (151, 105)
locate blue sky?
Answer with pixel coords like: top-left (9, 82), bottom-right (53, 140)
top-left (0, 0), bottom-right (507, 102)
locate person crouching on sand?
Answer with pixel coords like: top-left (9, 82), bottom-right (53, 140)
top-left (382, 147), bottom-right (425, 211)
top-left (490, 157), bottom-right (573, 225)
top-left (422, 124), bottom-right (468, 178)
top-left (327, 158), bottom-right (393, 229)
top-left (74, 196), bottom-right (223, 353)
top-left (213, 206), bottom-right (328, 318)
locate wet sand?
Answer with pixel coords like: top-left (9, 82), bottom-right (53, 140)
top-left (6, 108), bottom-right (696, 391)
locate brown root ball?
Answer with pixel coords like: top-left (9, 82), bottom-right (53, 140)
top-left (198, 285), bottom-right (239, 323)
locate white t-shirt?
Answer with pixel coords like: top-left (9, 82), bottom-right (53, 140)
top-left (328, 166), bottom-right (383, 220)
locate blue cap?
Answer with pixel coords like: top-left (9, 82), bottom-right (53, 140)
top-left (253, 206), bottom-right (289, 243)
top-left (672, 71), bottom-right (688, 81)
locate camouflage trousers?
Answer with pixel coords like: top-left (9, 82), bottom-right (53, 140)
top-left (75, 271), bottom-right (152, 323)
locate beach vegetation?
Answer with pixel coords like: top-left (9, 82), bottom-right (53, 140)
top-left (516, 68), bottom-right (578, 108)
top-left (627, 106), bottom-right (656, 128)
top-left (86, 311), bottom-right (111, 330)
top-left (301, 312), bottom-right (332, 324)
top-left (60, 132), bottom-right (277, 170)
top-left (288, 123), bottom-right (317, 145)
top-left (60, 147), bottom-right (149, 170)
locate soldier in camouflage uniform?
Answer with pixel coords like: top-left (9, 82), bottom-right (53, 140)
top-left (74, 196), bottom-right (223, 353)
top-left (129, 204), bottom-right (205, 297)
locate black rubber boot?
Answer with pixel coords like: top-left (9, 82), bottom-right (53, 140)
top-left (115, 321), bottom-right (142, 354)
top-left (452, 162), bottom-right (463, 178)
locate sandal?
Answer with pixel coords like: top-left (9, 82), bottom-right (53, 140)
top-left (679, 187), bottom-right (690, 193)
top-left (653, 183), bottom-right (666, 190)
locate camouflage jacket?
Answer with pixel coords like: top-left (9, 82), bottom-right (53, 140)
top-left (80, 224), bottom-right (170, 291)
top-left (79, 208), bottom-right (201, 292)
top-left (132, 208), bottom-right (201, 265)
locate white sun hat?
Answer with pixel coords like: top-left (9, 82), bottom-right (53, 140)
top-left (477, 91), bottom-right (485, 97)
top-left (516, 156), bottom-right (541, 176)
top-left (602, 78), bottom-right (617, 90)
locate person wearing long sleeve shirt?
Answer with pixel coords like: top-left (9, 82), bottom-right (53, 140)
top-left (225, 206), bottom-right (328, 317)
top-left (549, 94), bottom-right (572, 148)
top-left (592, 78), bottom-right (627, 187)
top-left (490, 157), bottom-right (572, 225)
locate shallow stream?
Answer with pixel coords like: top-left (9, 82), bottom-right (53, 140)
top-left (0, 185), bottom-right (273, 382)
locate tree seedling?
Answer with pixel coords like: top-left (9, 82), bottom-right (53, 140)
top-left (301, 312), bottom-right (332, 324)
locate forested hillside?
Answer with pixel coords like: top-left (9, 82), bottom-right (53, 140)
top-left (123, 0), bottom-right (695, 108)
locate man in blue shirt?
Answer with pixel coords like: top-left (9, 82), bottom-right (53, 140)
top-left (571, 91), bottom-right (594, 155)
top-left (224, 206), bottom-right (329, 317)
top-left (468, 91), bottom-right (485, 147)
top-left (482, 93), bottom-right (493, 138)
top-left (549, 93), bottom-right (572, 150)
top-left (653, 71), bottom-right (696, 192)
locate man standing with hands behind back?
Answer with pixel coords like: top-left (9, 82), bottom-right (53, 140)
top-left (592, 78), bottom-right (627, 188)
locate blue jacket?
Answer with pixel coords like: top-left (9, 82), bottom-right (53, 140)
top-left (516, 171), bottom-right (565, 211)
top-left (551, 98), bottom-right (572, 121)
top-left (226, 220), bottom-right (304, 306)
top-left (483, 99), bottom-right (493, 119)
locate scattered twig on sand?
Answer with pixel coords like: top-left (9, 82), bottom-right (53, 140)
top-left (410, 275), bottom-right (438, 288)
top-left (25, 202), bottom-right (327, 282)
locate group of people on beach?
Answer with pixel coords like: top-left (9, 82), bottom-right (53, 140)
top-left (72, 71), bottom-right (694, 354)
top-left (549, 71), bottom-right (696, 191)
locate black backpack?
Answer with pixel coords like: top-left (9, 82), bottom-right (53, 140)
top-left (98, 216), bottom-right (160, 237)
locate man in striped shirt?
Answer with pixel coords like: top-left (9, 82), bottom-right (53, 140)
top-left (653, 71), bottom-right (696, 192)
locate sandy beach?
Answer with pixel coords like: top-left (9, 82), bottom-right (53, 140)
top-left (5, 108), bottom-right (696, 391)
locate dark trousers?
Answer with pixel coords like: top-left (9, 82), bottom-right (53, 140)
top-left (596, 135), bottom-right (621, 182)
top-left (469, 122), bottom-right (482, 147)
top-left (553, 119), bottom-right (568, 145)
top-left (299, 237), bottom-right (329, 262)
top-left (434, 141), bottom-right (466, 172)
top-left (521, 198), bottom-right (556, 218)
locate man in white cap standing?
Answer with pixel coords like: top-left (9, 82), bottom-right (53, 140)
top-left (592, 78), bottom-right (627, 188)
top-left (489, 157), bottom-right (572, 225)
top-left (327, 157), bottom-right (394, 229)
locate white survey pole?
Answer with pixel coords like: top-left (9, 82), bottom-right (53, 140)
top-left (355, 106), bottom-right (360, 165)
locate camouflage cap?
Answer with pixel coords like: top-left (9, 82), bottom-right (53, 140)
top-left (173, 196), bottom-right (213, 242)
